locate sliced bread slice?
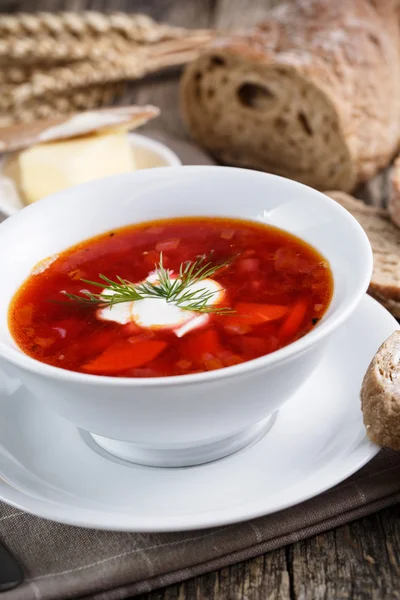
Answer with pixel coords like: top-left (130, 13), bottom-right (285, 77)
top-left (326, 191), bottom-right (400, 318)
top-left (0, 105), bottom-right (160, 154)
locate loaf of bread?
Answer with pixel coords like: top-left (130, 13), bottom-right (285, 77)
top-left (389, 155), bottom-right (400, 228)
top-left (326, 191), bottom-right (400, 318)
top-left (361, 331), bottom-right (400, 450)
top-left (181, 0), bottom-right (400, 192)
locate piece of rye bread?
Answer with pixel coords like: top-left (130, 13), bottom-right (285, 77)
top-left (326, 191), bottom-right (400, 318)
top-left (0, 105), bottom-right (160, 154)
top-left (361, 331), bottom-right (400, 450)
top-left (181, 0), bottom-right (400, 192)
top-left (389, 155), bottom-right (400, 228)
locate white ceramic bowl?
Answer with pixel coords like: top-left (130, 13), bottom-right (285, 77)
top-left (0, 132), bottom-right (181, 217)
top-left (0, 167), bottom-right (372, 467)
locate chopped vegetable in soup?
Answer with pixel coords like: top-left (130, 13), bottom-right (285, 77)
top-left (8, 217), bottom-right (333, 377)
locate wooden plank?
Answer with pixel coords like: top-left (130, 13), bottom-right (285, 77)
top-left (139, 549), bottom-right (291, 600)
top-left (124, 76), bottom-right (188, 140)
top-left (136, 508), bottom-right (400, 600)
top-left (288, 508), bottom-right (400, 600)
top-left (0, 0), bottom-right (19, 12)
top-left (356, 168), bottom-right (391, 209)
top-left (15, 0), bottom-right (212, 24)
top-left (214, 0), bottom-right (281, 28)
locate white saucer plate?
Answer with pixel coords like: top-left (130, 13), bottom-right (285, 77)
top-left (0, 295), bottom-right (396, 532)
top-left (0, 133), bottom-right (181, 217)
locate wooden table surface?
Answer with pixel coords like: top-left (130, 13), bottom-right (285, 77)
top-left (2, 0), bottom-right (400, 598)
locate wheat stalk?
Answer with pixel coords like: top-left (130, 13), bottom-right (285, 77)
top-left (0, 11), bottom-right (214, 125)
top-left (0, 83), bottom-right (126, 126)
top-left (0, 33), bottom-right (133, 64)
top-left (0, 65), bottom-right (32, 84)
top-left (0, 11), bottom-right (199, 40)
top-left (0, 12), bottom-right (213, 64)
top-left (1, 35), bottom-right (212, 111)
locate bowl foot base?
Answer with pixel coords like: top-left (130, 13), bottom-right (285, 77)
top-left (89, 414), bottom-right (276, 468)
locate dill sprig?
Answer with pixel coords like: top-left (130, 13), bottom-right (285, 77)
top-left (65, 252), bottom-right (235, 315)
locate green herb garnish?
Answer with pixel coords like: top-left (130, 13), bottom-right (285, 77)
top-left (65, 252), bottom-right (235, 315)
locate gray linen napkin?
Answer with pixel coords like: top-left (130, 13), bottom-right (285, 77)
top-left (1, 450), bottom-right (400, 600)
top-left (1, 134), bottom-right (400, 600)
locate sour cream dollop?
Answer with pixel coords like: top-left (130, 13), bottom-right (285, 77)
top-left (97, 272), bottom-right (225, 337)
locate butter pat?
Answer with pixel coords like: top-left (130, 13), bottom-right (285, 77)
top-left (19, 133), bottom-right (136, 204)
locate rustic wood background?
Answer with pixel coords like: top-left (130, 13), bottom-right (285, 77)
top-left (1, 0), bottom-right (399, 598)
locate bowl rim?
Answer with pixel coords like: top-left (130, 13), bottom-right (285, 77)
top-left (0, 165), bottom-right (373, 387)
top-left (0, 132), bottom-right (182, 218)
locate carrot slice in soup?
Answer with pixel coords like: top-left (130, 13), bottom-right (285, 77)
top-left (82, 339), bottom-right (167, 374)
top-left (279, 299), bottom-right (308, 341)
top-left (84, 330), bottom-right (118, 357)
top-left (226, 303), bottom-right (288, 327)
top-left (184, 329), bottom-right (223, 362)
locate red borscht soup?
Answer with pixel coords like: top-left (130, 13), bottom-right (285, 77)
top-left (9, 217), bottom-right (333, 377)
